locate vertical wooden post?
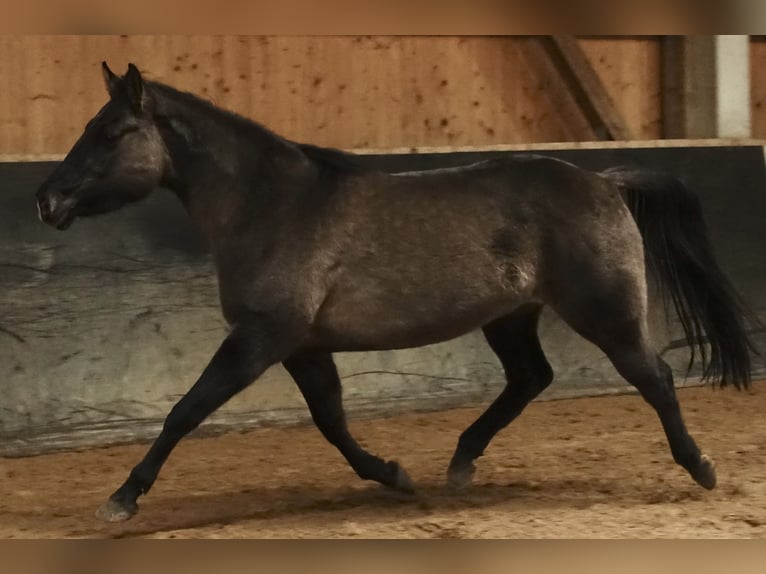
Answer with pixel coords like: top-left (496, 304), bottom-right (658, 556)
top-left (662, 35), bottom-right (751, 139)
top-left (661, 36), bottom-right (691, 139)
top-left (715, 35), bottom-right (752, 137)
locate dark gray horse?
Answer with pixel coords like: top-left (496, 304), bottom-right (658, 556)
top-left (36, 63), bottom-right (758, 522)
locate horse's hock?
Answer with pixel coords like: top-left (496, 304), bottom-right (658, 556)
top-left (2, 143), bottom-right (766, 456)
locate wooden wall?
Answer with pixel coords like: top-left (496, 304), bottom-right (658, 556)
top-left (0, 35), bottom-right (663, 156)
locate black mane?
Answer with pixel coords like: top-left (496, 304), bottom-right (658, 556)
top-left (147, 80), bottom-right (370, 175)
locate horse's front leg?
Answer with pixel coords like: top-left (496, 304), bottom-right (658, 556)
top-left (96, 315), bottom-right (297, 522)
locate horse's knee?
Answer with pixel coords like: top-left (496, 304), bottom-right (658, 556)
top-left (537, 359), bottom-right (554, 389)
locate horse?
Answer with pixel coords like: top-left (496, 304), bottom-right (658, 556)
top-left (35, 62), bottom-right (758, 522)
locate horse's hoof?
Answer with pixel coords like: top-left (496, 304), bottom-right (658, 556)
top-left (387, 461), bottom-right (416, 494)
top-left (446, 463), bottom-right (475, 490)
top-left (693, 454), bottom-right (717, 490)
top-left (96, 498), bottom-right (138, 522)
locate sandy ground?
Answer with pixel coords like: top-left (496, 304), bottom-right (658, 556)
top-left (2, 383), bottom-right (766, 538)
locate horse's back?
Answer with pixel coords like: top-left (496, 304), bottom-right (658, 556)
top-left (229, 151), bottom-right (644, 352)
top-left (298, 154), bottom-right (636, 351)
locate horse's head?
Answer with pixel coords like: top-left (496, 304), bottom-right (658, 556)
top-left (36, 62), bottom-right (167, 230)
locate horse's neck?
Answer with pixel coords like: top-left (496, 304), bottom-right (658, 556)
top-left (152, 92), bottom-right (311, 243)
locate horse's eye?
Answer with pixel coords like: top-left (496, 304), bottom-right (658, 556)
top-left (103, 125), bottom-right (137, 145)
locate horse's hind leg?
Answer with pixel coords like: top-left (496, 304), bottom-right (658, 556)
top-left (551, 284), bottom-right (716, 490)
top-left (608, 344), bottom-right (715, 489)
top-left (447, 303), bottom-right (553, 488)
top-left (283, 352), bottom-right (415, 493)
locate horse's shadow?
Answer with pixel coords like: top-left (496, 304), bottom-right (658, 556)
top-left (82, 476), bottom-right (706, 538)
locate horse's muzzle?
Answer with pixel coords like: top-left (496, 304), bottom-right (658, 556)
top-left (36, 191), bottom-right (75, 230)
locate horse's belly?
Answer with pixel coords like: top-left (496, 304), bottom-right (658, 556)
top-left (307, 289), bottom-right (527, 352)
top-left (304, 244), bottom-right (540, 352)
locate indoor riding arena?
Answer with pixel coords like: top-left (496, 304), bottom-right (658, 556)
top-left (2, 35), bottom-right (766, 539)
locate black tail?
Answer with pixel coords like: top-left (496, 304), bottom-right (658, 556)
top-left (603, 167), bottom-right (760, 389)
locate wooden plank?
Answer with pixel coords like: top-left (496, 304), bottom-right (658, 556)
top-left (351, 137), bottom-right (766, 157)
top-left (0, 35), bottom-right (667, 156)
top-left (8, 138), bottom-right (766, 164)
top-left (545, 35), bottom-right (634, 141)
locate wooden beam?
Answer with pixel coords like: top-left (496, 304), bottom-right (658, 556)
top-left (545, 35), bottom-right (634, 141)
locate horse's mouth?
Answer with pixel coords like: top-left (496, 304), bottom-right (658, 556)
top-left (37, 188), bottom-right (78, 231)
top-left (40, 202), bottom-right (76, 230)
top-left (53, 211), bottom-right (76, 230)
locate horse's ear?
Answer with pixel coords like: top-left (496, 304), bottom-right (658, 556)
top-left (124, 63), bottom-right (145, 113)
top-left (101, 61), bottom-right (120, 97)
